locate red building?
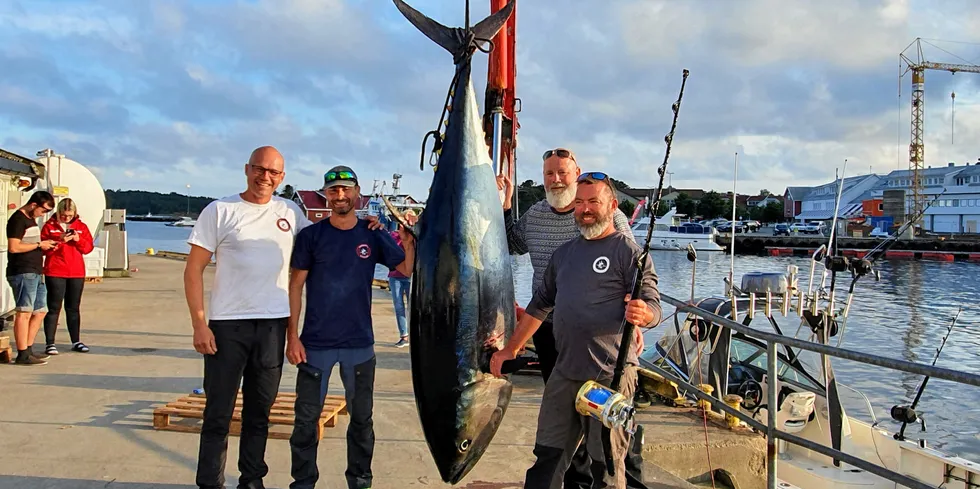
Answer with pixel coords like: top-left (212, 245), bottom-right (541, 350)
top-left (292, 190), bottom-right (371, 223)
top-left (783, 186), bottom-right (812, 220)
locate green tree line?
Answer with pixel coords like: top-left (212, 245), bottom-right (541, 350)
top-left (105, 185), bottom-right (298, 218)
top-left (105, 190), bottom-right (217, 217)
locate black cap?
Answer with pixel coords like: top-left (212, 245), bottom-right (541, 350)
top-left (323, 165), bottom-right (358, 189)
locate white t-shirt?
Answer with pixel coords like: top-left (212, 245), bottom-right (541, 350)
top-left (187, 194), bottom-right (312, 321)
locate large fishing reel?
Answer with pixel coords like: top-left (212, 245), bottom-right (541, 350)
top-left (575, 381), bottom-right (637, 434)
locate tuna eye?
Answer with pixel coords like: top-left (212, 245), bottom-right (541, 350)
top-left (458, 439), bottom-right (471, 453)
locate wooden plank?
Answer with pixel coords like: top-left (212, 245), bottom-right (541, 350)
top-left (152, 391), bottom-right (347, 440)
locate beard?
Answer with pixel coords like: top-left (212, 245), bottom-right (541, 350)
top-left (330, 198), bottom-right (353, 215)
top-left (545, 182), bottom-right (576, 209)
top-left (576, 210), bottom-right (612, 239)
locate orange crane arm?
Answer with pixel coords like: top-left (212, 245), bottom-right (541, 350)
top-left (484, 0), bottom-right (519, 210)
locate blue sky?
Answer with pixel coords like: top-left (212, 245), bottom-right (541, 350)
top-left (2, 0), bottom-right (980, 201)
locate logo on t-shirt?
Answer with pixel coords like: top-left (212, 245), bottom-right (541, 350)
top-left (356, 243), bottom-right (372, 259)
top-left (592, 256), bottom-right (610, 274)
top-left (276, 218), bottom-right (291, 232)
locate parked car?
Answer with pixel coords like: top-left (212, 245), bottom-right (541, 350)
top-left (742, 220), bottom-right (761, 232)
top-left (716, 221), bottom-right (744, 233)
top-left (774, 223), bottom-right (790, 236)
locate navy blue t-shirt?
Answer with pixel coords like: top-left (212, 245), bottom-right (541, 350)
top-left (290, 219), bottom-right (406, 349)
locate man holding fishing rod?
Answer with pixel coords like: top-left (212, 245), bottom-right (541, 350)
top-left (491, 172), bottom-right (662, 489)
top-left (497, 148), bottom-right (649, 488)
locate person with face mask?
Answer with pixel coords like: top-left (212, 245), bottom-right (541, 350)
top-left (490, 173), bottom-right (662, 489)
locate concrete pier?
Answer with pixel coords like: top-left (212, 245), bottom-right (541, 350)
top-left (0, 254), bottom-right (763, 489)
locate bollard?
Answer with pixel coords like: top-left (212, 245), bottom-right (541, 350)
top-left (723, 394), bottom-right (743, 429)
top-left (698, 384), bottom-right (714, 411)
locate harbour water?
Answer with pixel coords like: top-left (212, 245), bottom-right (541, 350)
top-left (126, 221), bottom-right (980, 460)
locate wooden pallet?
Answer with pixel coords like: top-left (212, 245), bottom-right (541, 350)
top-left (0, 336), bottom-right (11, 364)
top-left (152, 391), bottom-right (348, 440)
top-left (84, 276), bottom-right (103, 284)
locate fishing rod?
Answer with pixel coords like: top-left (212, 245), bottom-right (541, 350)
top-left (575, 68), bottom-right (689, 478)
top-left (815, 163), bottom-right (848, 467)
top-left (834, 190), bottom-right (947, 346)
top-left (892, 307), bottom-right (962, 442)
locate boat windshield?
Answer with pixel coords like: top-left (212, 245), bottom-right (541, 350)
top-left (730, 336), bottom-right (822, 391)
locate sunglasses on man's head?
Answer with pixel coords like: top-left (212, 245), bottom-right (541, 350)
top-left (542, 148), bottom-right (576, 162)
top-left (325, 170), bottom-right (356, 183)
top-left (577, 171), bottom-right (608, 182)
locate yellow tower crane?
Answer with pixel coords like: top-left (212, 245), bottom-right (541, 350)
top-left (900, 38), bottom-right (980, 231)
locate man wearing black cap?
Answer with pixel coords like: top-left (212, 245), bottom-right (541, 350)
top-left (286, 165), bottom-right (415, 489)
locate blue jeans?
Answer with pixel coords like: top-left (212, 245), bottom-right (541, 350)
top-left (389, 277), bottom-right (410, 338)
top-left (7, 272), bottom-right (47, 314)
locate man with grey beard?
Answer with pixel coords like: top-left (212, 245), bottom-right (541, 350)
top-left (491, 172), bottom-right (662, 489)
top-left (498, 148), bottom-right (634, 384)
top-left (499, 151), bottom-right (649, 489)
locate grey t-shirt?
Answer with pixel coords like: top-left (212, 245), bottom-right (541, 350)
top-left (505, 201), bottom-right (634, 322)
top-left (525, 232), bottom-right (661, 382)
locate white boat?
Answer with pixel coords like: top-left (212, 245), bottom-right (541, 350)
top-left (165, 217), bottom-right (196, 227)
top-left (640, 266), bottom-right (979, 489)
top-left (631, 208), bottom-right (724, 252)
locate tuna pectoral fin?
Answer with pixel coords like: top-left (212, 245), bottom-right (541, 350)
top-left (392, 0), bottom-right (515, 57)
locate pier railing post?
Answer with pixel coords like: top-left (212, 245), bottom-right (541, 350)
top-left (766, 340), bottom-right (778, 489)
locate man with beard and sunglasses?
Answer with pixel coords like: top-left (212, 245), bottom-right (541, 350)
top-left (497, 148), bottom-right (649, 489)
top-left (490, 172), bottom-right (661, 489)
top-left (286, 165), bottom-right (415, 489)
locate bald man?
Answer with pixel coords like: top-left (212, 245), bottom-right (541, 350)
top-left (184, 146), bottom-right (313, 489)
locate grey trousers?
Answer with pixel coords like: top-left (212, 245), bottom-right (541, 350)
top-left (525, 367), bottom-right (638, 489)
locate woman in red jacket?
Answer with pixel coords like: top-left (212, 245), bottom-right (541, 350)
top-left (40, 198), bottom-right (95, 355)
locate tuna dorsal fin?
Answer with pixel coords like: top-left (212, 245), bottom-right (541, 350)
top-left (393, 0), bottom-right (515, 61)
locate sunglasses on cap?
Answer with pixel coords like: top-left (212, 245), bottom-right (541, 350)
top-left (577, 171), bottom-right (608, 182)
top-left (324, 170), bottom-right (357, 183)
top-left (542, 148), bottom-right (576, 162)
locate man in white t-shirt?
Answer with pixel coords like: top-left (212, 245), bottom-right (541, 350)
top-left (184, 146), bottom-right (313, 489)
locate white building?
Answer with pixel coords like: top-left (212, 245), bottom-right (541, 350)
top-left (873, 161), bottom-right (980, 233)
top-left (795, 174), bottom-right (882, 222)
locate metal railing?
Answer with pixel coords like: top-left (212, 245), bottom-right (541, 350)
top-left (650, 292), bottom-right (980, 489)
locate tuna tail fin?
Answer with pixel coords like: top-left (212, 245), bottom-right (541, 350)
top-left (393, 0), bottom-right (515, 61)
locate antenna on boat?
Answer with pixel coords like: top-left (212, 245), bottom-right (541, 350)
top-left (726, 152), bottom-right (738, 316)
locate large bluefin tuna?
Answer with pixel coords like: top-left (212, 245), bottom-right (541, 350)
top-left (391, 0), bottom-right (518, 484)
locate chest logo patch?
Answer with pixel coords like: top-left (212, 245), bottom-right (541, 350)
top-left (356, 243), bottom-right (372, 259)
top-left (592, 256), bottom-right (610, 274)
top-left (276, 218), bottom-right (291, 232)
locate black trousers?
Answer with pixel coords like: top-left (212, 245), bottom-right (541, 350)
top-left (196, 318), bottom-right (287, 489)
top-left (290, 350), bottom-right (377, 489)
top-left (44, 276), bottom-right (84, 345)
top-left (534, 321), bottom-right (649, 489)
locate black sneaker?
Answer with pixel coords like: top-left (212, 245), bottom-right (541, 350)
top-left (30, 348), bottom-right (50, 360)
top-left (16, 354), bottom-right (47, 365)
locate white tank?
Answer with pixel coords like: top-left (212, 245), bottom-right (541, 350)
top-left (32, 149), bottom-right (108, 237)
